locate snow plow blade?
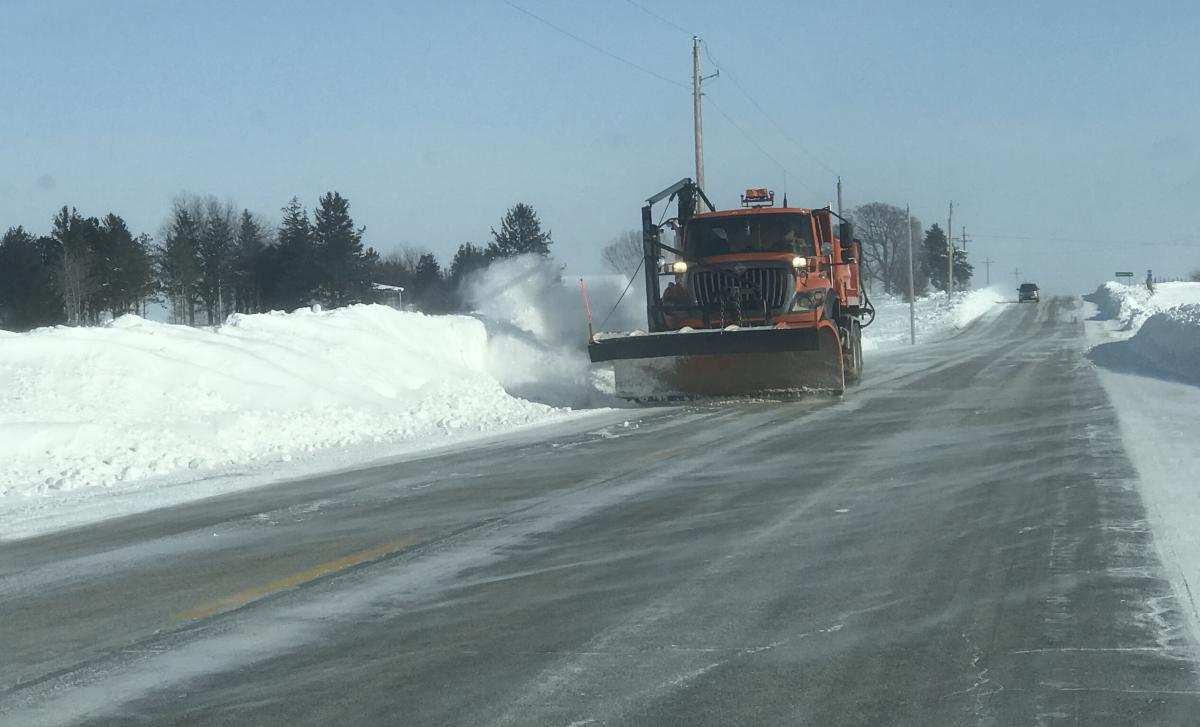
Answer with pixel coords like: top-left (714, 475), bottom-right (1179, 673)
top-left (589, 327), bottom-right (844, 399)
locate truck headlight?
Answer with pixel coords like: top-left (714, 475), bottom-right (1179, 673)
top-left (672, 261), bottom-right (688, 274)
top-left (792, 256), bottom-right (808, 269)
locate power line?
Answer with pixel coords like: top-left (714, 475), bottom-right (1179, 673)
top-left (705, 96), bottom-right (821, 198)
top-left (701, 41), bottom-right (840, 178)
top-left (501, 0), bottom-right (688, 90)
top-left (622, 0), bottom-right (695, 38)
top-left (503, 2), bottom-right (827, 200)
top-left (971, 232), bottom-right (1197, 248)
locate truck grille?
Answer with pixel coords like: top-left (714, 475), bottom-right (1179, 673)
top-left (691, 267), bottom-right (791, 312)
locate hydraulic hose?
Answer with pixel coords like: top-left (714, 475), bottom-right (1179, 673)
top-left (860, 288), bottom-right (877, 328)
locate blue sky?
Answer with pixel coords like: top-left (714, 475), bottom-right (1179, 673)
top-left (2, 0), bottom-right (1197, 292)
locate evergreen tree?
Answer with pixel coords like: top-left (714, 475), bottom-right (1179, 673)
top-left (488, 203), bottom-right (552, 258)
top-left (159, 205), bottom-right (202, 324)
top-left (0, 226), bottom-right (63, 330)
top-left (922, 224), bottom-right (973, 292)
top-left (268, 197), bottom-right (315, 311)
top-left (952, 250), bottom-right (974, 289)
top-left (233, 210), bottom-right (268, 313)
top-left (312, 191), bottom-right (377, 307)
top-left (449, 242), bottom-right (489, 284)
top-left (412, 252), bottom-right (450, 312)
top-left (448, 242), bottom-right (490, 311)
top-left (198, 200), bottom-right (237, 323)
top-left (128, 233), bottom-right (156, 314)
top-left (95, 214), bottom-right (154, 317)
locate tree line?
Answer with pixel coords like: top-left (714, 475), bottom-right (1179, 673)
top-left (598, 201), bottom-right (974, 299)
top-left (0, 196), bottom-right (553, 331)
top-left (373, 202), bottom-right (553, 313)
top-left (848, 203), bottom-right (972, 298)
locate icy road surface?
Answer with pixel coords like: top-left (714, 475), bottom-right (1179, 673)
top-left (3, 297), bottom-right (1199, 726)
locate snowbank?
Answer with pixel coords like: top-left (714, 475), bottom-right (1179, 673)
top-left (1085, 282), bottom-right (1200, 386)
top-left (0, 305), bottom-right (569, 502)
top-left (1098, 371), bottom-right (1200, 643)
top-left (1086, 285), bottom-right (1200, 642)
top-left (1085, 280), bottom-right (1200, 638)
top-left (861, 287), bottom-right (1007, 352)
top-left (1083, 280), bottom-right (1200, 330)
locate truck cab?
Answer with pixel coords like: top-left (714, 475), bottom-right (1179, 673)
top-left (664, 189), bottom-right (863, 332)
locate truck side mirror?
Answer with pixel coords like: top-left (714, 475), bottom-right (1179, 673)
top-left (839, 222), bottom-right (854, 249)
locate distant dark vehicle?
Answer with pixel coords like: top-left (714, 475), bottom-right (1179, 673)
top-left (1018, 283), bottom-right (1040, 302)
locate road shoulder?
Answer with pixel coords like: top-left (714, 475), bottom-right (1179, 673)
top-left (1095, 368), bottom-right (1200, 643)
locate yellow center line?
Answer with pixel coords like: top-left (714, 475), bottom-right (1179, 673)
top-left (175, 536), bottom-right (422, 621)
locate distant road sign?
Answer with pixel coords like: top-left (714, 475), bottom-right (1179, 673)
top-left (1115, 271), bottom-right (1133, 277)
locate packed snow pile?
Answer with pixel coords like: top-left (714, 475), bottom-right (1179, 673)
top-left (1083, 280), bottom-right (1200, 330)
top-left (0, 305), bottom-right (571, 499)
top-left (861, 287), bottom-right (1007, 352)
top-left (1089, 302), bottom-right (1200, 386)
top-left (1085, 281), bottom-right (1200, 385)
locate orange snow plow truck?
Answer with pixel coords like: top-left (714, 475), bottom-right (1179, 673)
top-left (587, 178), bottom-right (874, 399)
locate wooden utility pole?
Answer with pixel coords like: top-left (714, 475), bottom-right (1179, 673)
top-left (946, 201), bottom-right (954, 296)
top-left (1012, 268), bottom-right (1021, 288)
top-left (982, 256), bottom-right (994, 286)
top-left (692, 36), bottom-right (705, 199)
top-left (906, 205), bottom-right (916, 345)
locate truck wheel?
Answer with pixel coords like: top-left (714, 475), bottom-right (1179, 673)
top-left (844, 321), bottom-right (864, 385)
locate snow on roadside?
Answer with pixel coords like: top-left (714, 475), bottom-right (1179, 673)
top-left (0, 305), bottom-right (573, 508)
top-left (1084, 280), bottom-right (1200, 330)
top-left (1085, 281), bottom-right (1200, 386)
top-left (1084, 281), bottom-right (1200, 641)
top-left (861, 286), bottom-right (1007, 353)
top-left (1097, 371), bottom-right (1200, 642)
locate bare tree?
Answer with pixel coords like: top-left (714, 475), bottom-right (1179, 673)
top-left (851, 203), bottom-right (911, 295)
top-left (390, 246), bottom-right (427, 272)
top-left (601, 229), bottom-right (643, 276)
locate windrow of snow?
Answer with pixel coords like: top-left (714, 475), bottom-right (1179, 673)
top-left (1083, 280), bottom-right (1200, 330)
top-left (861, 287), bottom-right (1007, 353)
top-left (0, 305), bottom-right (570, 501)
top-left (1086, 281), bottom-right (1200, 386)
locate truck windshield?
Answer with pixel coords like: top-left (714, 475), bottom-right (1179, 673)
top-left (684, 213), bottom-right (814, 258)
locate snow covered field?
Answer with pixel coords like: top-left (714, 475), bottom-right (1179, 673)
top-left (0, 267), bottom-right (1005, 540)
top-left (1083, 280), bottom-right (1200, 639)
